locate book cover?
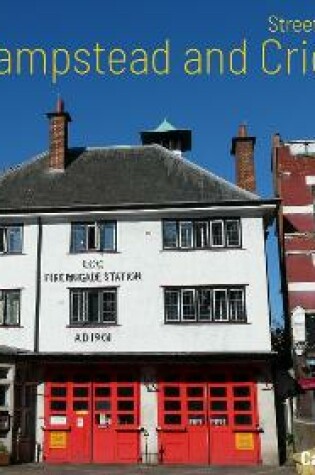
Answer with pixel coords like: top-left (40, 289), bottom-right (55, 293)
top-left (0, 0), bottom-right (312, 469)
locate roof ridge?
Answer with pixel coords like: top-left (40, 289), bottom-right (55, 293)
top-left (0, 144), bottom-right (160, 181)
top-left (0, 150), bottom-right (47, 182)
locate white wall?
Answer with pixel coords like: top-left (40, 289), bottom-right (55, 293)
top-left (32, 211), bottom-right (272, 354)
top-left (35, 382), bottom-right (45, 462)
top-left (0, 218), bottom-right (38, 351)
top-left (257, 379), bottom-right (279, 464)
top-left (140, 366), bottom-right (158, 463)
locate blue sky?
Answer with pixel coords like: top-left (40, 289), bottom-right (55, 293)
top-left (2, 0), bottom-right (315, 326)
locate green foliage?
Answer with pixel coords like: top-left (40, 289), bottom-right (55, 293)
top-left (286, 433), bottom-right (294, 446)
top-left (271, 327), bottom-right (292, 366)
top-left (0, 442), bottom-right (8, 453)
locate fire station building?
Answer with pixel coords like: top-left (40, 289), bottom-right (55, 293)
top-left (0, 102), bottom-right (279, 465)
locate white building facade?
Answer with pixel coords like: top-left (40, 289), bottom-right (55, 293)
top-left (0, 104), bottom-right (279, 465)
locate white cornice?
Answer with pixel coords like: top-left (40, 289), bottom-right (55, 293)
top-left (0, 203), bottom-right (277, 220)
top-left (288, 282), bottom-right (315, 291)
top-left (283, 205), bottom-right (314, 214)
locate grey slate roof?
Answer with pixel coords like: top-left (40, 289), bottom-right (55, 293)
top-left (0, 145), bottom-right (260, 211)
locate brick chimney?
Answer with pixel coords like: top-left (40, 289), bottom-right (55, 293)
top-left (230, 124), bottom-right (256, 193)
top-left (46, 98), bottom-right (71, 170)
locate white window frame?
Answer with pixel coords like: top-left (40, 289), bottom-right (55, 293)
top-left (71, 221), bottom-right (116, 253)
top-left (225, 219), bottom-right (241, 248)
top-left (164, 286), bottom-right (246, 323)
top-left (0, 289), bottom-right (21, 326)
top-left (228, 288), bottom-right (245, 321)
top-left (101, 222), bottom-right (117, 252)
top-left (164, 289), bottom-right (180, 322)
top-left (163, 221), bottom-right (179, 249)
top-left (102, 289), bottom-right (117, 323)
top-left (87, 223), bottom-right (99, 251)
top-left (0, 225), bottom-right (23, 254)
top-left (197, 288), bottom-right (212, 321)
top-left (70, 288), bottom-right (117, 325)
top-left (162, 218), bottom-right (241, 250)
top-left (194, 221), bottom-right (209, 248)
top-left (179, 221), bottom-right (194, 249)
top-left (213, 289), bottom-right (228, 321)
top-left (181, 288), bottom-right (196, 321)
top-left (210, 220), bottom-right (225, 248)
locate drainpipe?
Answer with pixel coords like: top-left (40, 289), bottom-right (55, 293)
top-left (34, 217), bottom-right (42, 352)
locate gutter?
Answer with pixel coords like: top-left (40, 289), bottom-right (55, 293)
top-left (0, 199), bottom-right (280, 218)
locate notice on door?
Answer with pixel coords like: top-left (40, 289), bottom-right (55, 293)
top-left (50, 431), bottom-right (67, 449)
top-left (77, 417), bottom-right (84, 428)
top-left (235, 432), bottom-right (254, 451)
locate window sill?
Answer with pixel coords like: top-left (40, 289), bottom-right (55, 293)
top-left (161, 247), bottom-right (244, 252)
top-left (66, 324), bottom-right (120, 328)
top-left (164, 321), bottom-right (250, 325)
top-left (0, 325), bottom-right (23, 328)
top-left (0, 252), bottom-right (26, 256)
top-left (68, 250), bottom-right (119, 255)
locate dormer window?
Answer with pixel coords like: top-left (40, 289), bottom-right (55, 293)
top-left (71, 222), bottom-right (116, 253)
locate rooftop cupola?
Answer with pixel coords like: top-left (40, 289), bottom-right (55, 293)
top-left (140, 119), bottom-right (191, 155)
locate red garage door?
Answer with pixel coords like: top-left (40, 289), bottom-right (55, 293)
top-left (158, 369), bottom-right (260, 465)
top-left (43, 369), bottom-right (140, 464)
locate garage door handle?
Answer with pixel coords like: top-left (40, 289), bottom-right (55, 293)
top-left (41, 425), bottom-right (72, 432)
top-left (233, 427), bottom-right (264, 433)
top-left (157, 427), bottom-right (187, 433)
top-left (115, 428), bottom-right (142, 432)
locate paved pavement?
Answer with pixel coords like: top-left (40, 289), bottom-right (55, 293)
top-left (0, 464), bottom-right (296, 475)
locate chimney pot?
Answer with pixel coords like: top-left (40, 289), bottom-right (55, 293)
top-left (57, 97), bottom-right (64, 113)
top-left (238, 123), bottom-right (247, 138)
top-left (272, 133), bottom-right (282, 148)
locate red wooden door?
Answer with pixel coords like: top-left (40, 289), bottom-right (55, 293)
top-left (69, 383), bottom-right (92, 463)
top-left (93, 378), bottom-right (140, 463)
top-left (185, 383), bottom-right (208, 464)
top-left (114, 379), bottom-right (140, 463)
top-left (44, 368), bottom-right (140, 464)
top-left (43, 382), bottom-right (70, 463)
top-left (208, 381), bottom-right (232, 464)
top-left (158, 369), bottom-right (261, 465)
top-left (93, 381), bottom-right (115, 463)
top-left (159, 382), bottom-right (188, 463)
top-left (208, 378), bottom-right (260, 465)
top-left (227, 382), bottom-right (260, 464)
top-left (159, 379), bottom-right (209, 464)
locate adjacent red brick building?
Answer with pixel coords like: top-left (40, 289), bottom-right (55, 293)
top-left (272, 135), bottom-right (315, 419)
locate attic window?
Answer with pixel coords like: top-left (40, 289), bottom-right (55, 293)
top-left (71, 222), bottom-right (116, 253)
